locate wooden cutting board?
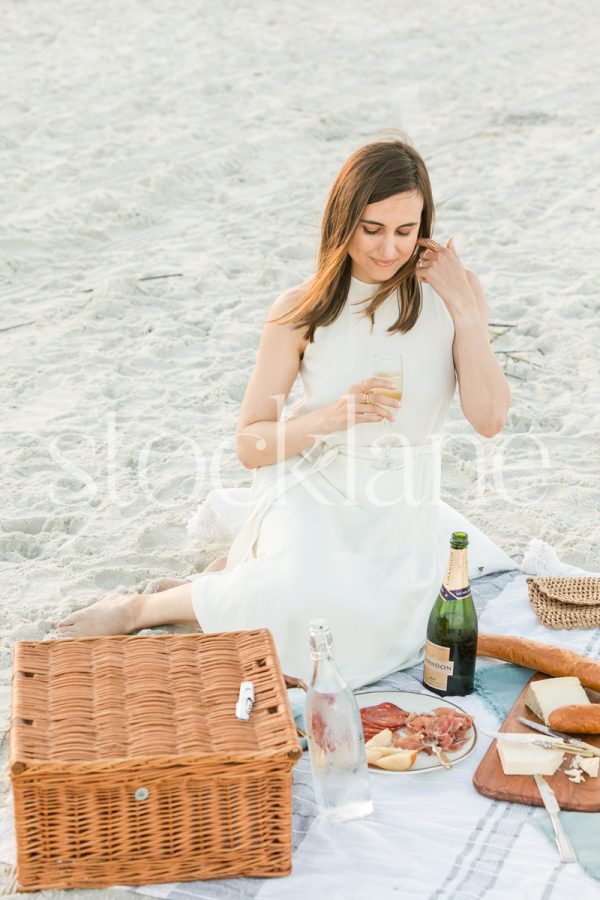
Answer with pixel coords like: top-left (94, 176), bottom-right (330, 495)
top-left (472, 672), bottom-right (600, 811)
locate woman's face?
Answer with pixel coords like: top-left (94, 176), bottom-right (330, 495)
top-left (348, 190), bottom-right (424, 284)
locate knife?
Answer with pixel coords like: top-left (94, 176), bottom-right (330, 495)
top-left (533, 774), bottom-right (577, 864)
top-left (480, 728), bottom-right (594, 757)
top-left (518, 717), bottom-right (600, 758)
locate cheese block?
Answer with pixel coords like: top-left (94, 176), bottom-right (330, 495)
top-left (497, 736), bottom-right (564, 776)
top-left (524, 676), bottom-right (590, 724)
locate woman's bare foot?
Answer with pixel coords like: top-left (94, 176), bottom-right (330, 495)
top-left (56, 581), bottom-right (197, 639)
top-left (204, 555), bottom-right (227, 572)
top-left (56, 591), bottom-right (141, 638)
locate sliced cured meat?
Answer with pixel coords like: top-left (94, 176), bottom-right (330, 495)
top-left (391, 732), bottom-right (434, 754)
top-left (361, 702), bottom-right (473, 753)
top-left (431, 707), bottom-right (473, 728)
top-left (360, 702), bottom-right (410, 727)
top-left (361, 718), bottom-right (385, 741)
top-left (403, 707), bottom-right (472, 754)
top-left (360, 702), bottom-right (410, 739)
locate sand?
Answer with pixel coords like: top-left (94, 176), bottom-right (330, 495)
top-left (1, 0), bottom-right (598, 896)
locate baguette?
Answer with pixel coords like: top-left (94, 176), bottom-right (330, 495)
top-left (477, 633), bottom-right (600, 692)
top-left (548, 704), bottom-right (600, 735)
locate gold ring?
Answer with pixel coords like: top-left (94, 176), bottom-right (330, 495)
top-left (363, 391), bottom-right (370, 404)
top-left (426, 238), bottom-right (441, 251)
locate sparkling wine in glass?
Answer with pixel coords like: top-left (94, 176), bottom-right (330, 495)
top-left (372, 353), bottom-right (403, 470)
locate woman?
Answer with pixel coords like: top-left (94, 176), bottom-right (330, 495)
top-left (58, 136), bottom-right (510, 687)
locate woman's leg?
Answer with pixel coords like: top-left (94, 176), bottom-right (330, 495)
top-left (145, 557), bottom-right (227, 593)
top-left (145, 577), bottom-right (190, 593)
top-left (57, 581), bottom-right (198, 638)
top-left (204, 555), bottom-right (228, 572)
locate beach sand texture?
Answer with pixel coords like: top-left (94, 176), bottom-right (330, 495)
top-left (1, 1), bottom-right (598, 895)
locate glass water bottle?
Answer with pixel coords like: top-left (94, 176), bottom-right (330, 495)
top-left (304, 618), bottom-right (373, 822)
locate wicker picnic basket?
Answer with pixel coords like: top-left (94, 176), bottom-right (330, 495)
top-left (10, 629), bottom-right (302, 891)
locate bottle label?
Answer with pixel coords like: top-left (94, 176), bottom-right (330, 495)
top-left (423, 639), bottom-right (454, 691)
top-left (440, 584), bottom-right (472, 603)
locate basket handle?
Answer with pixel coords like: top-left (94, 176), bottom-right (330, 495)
top-left (283, 674), bottom-right (308, 744)
top-left (283, 674), bottom-right (308, 693)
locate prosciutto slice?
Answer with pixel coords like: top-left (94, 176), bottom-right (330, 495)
top-left (396, 707), bottom-right (473, 752)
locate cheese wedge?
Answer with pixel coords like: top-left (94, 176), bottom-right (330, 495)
top-left (524, 677), bottom-right (590, 725)
top-left (497, 736), bottom-right (564, 775)
top-left (575, 755), bottom-right (599, 778)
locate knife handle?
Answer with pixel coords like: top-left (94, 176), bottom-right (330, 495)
top-left (548, 811), bottom-right (577, 864)
top-left (580, 744), bottom-right (600, 759)
top-left (534, 775), bottom-right (577, 864)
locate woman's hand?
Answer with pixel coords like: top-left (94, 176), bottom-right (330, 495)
top-left (318, 377), bottom-right (400, 434)
top-left (415, 237), bottom-right (479, 322)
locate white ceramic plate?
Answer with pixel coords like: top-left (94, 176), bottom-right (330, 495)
top-left (356, 689), bottom-right (477, 775)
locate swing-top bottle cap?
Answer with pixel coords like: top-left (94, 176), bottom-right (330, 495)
top-left (309, 618), bottom-right (335, 658)
top-left (450, 531), bottom-right (469, 549)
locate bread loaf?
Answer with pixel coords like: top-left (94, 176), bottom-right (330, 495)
top-left (477, 633), bottom-right (600, 692)
top-left (548, 704), bottom-right (600, 734)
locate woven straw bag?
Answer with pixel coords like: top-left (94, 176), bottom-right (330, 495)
top-left (527, 576), bottom-right (600, 629)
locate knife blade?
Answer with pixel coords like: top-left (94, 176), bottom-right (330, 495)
top-left (533, 774), bottom-right (577, 864)
top-left (481, 728), bottom-right (594, 756)
top-left (518, 717), bottom-right (600, 758)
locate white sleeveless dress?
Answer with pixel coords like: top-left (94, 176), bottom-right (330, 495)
top-left (187, 275), bottom-right (457, 688)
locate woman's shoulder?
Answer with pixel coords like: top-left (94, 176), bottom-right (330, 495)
top-left (268, 276), bottom-right (314, 317)
top-left (264, 277), bottom-right (315, 358)
top-left (419, 280), bottom-right (454, 332)
top-left (268, 278), bottom-right (315, 354)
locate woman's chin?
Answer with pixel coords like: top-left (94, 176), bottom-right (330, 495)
top-left (371, 267), bottom-right (400, 281)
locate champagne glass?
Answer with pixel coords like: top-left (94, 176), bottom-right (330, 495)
top-left (372, 353), bottom-right (403, 470)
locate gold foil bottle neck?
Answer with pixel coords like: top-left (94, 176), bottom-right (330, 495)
top-left (443, 546), bottom-right (470, 594)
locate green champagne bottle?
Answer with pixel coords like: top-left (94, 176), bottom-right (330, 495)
top-left (422, 531), bottom-right (478, 697)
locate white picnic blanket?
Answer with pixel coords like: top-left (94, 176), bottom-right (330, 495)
top-left (2, 542), bottom-right (599, 899)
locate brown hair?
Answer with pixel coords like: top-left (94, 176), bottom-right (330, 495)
top-left (270, 134), bottom-right (435, 343)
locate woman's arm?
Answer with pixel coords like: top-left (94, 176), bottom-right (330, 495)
top-left (236, 287), bottom-right (316, 469)
top-left (238, 407), bottom-right (333, 470)
top-left (416, 237), bottom-right (511, 438)
top-left (236, 287), bottom-right (395, 469)
top-left (451, 269), bottom-right (511, 437)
